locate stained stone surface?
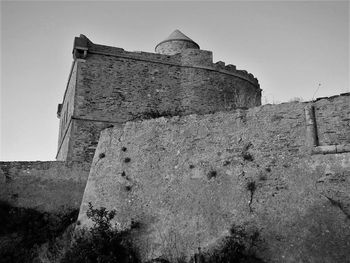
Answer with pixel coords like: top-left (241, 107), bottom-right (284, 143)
top-left (78, 95), bottom-right (350, 263)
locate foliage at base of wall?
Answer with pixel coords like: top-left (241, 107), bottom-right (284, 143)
top-left (199, 224), bottom-right (266, 263)
top-left (61, 202), bottom-right (140, 263)
top-left (0, 201), bottom-right (78, 263)
top-left (147, 224), bottom-right (266, 263)
top-left (0, 201), bottom-right (267, 263)
top-left (63, 204), bottom-right (267, 263)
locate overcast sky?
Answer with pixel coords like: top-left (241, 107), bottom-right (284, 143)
top-left (1, 1), bottom-right (349, 161)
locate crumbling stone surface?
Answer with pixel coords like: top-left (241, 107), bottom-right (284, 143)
top-left (0, 161), bottom-right (90, 213)
top-left (78, 96), bottom-right (350, 263)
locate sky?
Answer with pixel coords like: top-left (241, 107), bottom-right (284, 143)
top-left (1, 0), bottom-right (349, 161)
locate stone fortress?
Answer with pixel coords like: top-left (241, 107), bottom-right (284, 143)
top-left (1, 30), bottom-right (350, 262)
top-left (56, 30), bottom-right (261, 163)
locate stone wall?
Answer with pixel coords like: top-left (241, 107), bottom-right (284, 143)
top-left (314, 95), bottom-right (350, 145)
top-left (69, 119), bottom-right (123, 162)
top-left (56, 35), bottom-right (261, 162)
top-left (155, 40), bottom-right (199, 55)
top-left (75, 53), bottom-right (260, 120)
top-left (0, 161), bottom-right (90, 213)
top-left (56, 61), bottom-right (78, 161)
top-left (78, 93), bottom-right (350, 263)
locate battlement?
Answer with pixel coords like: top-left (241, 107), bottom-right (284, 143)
top-left (73, 34), bottom-right (260, 87)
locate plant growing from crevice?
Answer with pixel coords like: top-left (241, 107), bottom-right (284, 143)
top-left (247, 181), bottom-right (257, 212)
top-left (223, 160), bottom-right (231, 166)
top-left (207, 170), bottom-right (217, 180)
top-left (242, 142), bottom-right (254, 162)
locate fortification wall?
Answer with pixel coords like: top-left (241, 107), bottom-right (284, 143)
top-left (56, 61), bottom-right (78, 161)
top-left (69, 119), bottom-right (123, 162)
top-left (314, 95), bottom-right (350, 145)
top-left (57, 35), bottom-right (261, 162)
top-left (78, 93), bottom-right (350, 263)
top-left (0, 161), bottom-right (90, 213)
top-left (64, 40), bottom-right (260, 162)
top-left (75, 52), bottom-right (260, 120)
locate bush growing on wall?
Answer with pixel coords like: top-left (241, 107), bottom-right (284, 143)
top-left (61, 202), bottom-right (140, 263)
top-left (202, 224), bottom-right (266, 263)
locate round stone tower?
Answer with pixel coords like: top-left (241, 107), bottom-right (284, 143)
top-left (155, 29), bottom-right (200, 55)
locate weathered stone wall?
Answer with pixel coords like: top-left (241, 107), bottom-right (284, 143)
top-left (78, 94), bottom-right (350, 263)
top-left (56, 61), bottom-right (78, 161)
top-left (314, 95), bottom-right (350, 145)
top-left (0, 161), bottom-right (90, 213)
top-left (57, 35), bottom-right (261, 162)
top-left (155, 40), bottom-right (199, 55)
top-left (69, 119), bottom-right (123, 162)
top-left (75, 53), bottom-right (260, 121)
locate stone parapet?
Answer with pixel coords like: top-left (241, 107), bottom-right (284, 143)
top-left (0, 161), bottom-right (90, 213)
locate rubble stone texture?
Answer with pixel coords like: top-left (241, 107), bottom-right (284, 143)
top-left (0, 161), bottom-right (90, 212)
top-left (1, 30), bottom-right (349, 263)
top-left (78, 94), bottom-right (350, 263)
top-left (56, 31), bottom-right (261, 162)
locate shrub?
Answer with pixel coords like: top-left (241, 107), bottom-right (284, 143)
top-left (61, 203), bottom-right (140, 263)
top-left (0, 200), bottom-right (78, 263)
top-left (203, 224), bottom-right (265, 263)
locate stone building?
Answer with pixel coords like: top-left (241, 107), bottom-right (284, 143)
top-left (56, 30), bottom-right (261, 162)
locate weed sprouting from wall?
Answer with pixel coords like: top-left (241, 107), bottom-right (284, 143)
top-left (223, 160), bottom-right (231, 166)
top-left (207, 170), bottom-right (217, 180)
top-left (242, 142), bottom-right (254, 162)
top-left (247, 181), bottom-right (257, 212)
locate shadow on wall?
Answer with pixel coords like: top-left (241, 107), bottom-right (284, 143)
top-left (278, 200), bottom-right (350, 262)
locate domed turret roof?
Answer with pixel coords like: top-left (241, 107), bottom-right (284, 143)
top-left (155, 29), bottom-right (200, 50)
